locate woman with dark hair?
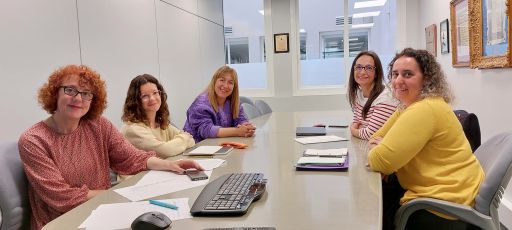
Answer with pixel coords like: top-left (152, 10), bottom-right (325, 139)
top-left (368, 48), bottom-right (483, 229)
top-left (184, 65), bottom-right (255, 142)
top-left (347, 51), bottom-right (398, 140)
top-left (122, 74), bottom-right (194, 158)
top-left (18, 65), bottom-right (202, 229)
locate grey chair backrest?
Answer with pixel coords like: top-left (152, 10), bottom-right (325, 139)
top-left (240, 96), bottom-right (255, 106)
top-left (241, 103), bottom-right (262, 120)
top-left (254, 99), bottom-right (272, 115)
top-left (473, 132), bottom-right (512, 221)
top-left (0, 141), bottom-right (30, 230)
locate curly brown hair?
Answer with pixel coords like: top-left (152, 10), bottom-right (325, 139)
top-left (122, 74), bottom-right (170, 129)
top-left (206, 66), bottom-right (240, 119)
top-left (387, 48), bottom-right (454, 103)
top-left (38, 64), bottom-right (107, 120)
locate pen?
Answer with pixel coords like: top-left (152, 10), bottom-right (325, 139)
top-left (149, 200), bottom-right (179, 210)
top-left (328, 125), bottom-right (348, 128)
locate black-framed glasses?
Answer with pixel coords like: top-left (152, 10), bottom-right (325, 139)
top-left (354, 65), bottom-right (376, 73)
top-left (140, 90), bottom-right (162, 102)
top-left (60, 86), bottom-right (94, 101)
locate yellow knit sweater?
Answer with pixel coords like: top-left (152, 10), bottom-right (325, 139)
top-left (369, 97), bottom-right (484, 206)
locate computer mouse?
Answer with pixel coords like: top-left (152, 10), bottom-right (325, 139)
top-left (131, 211), bottom-right (172, 230)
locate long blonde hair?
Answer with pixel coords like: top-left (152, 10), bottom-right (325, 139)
top-left (206, 66), bottom-right (240, 119)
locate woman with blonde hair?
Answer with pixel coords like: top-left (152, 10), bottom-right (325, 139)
top-left (184, 65), bottom-right (255, 142)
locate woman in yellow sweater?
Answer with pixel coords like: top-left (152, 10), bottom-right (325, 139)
top-left (122, 74), bottom-right (195, 158)
top-left (368, 48), bottom-right (484, 230)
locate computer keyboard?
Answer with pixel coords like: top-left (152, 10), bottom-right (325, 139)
top-left (191, 173), bottom-right (267, 216)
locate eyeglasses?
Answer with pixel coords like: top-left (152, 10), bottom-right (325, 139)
top-left (140, 90), bottom-right (162, 102)
top-left (354, 65), bottom-right (376, 73)
top-left (60, 86), bottom-right (94, 101)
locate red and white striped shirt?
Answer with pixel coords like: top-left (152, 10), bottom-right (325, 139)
top-left (352, 88), bottom-right (398, 140)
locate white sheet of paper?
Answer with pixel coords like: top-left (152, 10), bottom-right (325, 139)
top-left (194, 158), bottom-right (226, 171)
top-left (79, 198), bottom-right (192, 230)
top-left (295, 135), bottom-right (347, 144)
top-left (297, 156), bottom-right (345, 164)
top-left (135, 159), bottom-right (224, 186)
top-left (304, 148), bottom-right (348, 156)
top-left (189, 146), bottom-right (222, 154)
top-left (115, 171), bottom-right (212, 201)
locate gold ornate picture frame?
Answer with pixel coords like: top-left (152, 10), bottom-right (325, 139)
top-left (468, 0), bottom-right (511, 68)
top-left (450, 0), bottom-right (470, 67)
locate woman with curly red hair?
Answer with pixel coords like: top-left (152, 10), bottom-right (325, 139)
top-left (18, 65), bottom-right (203, 229)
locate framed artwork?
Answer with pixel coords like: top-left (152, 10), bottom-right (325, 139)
top-left (468, 0), bottom-right (511, 68)
top-left (450, 0), bottom-right (470, 67)
top-left (425, 24), bottom-right (437, 56)
top-left (274, 33), bottom-right (289, 53)
top-left (440, 19), bottom-right (450, 54)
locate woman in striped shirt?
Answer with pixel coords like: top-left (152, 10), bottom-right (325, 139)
top-left (347, 51), bottom-right (398, 140)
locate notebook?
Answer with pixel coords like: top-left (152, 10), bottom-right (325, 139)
top-left (183, 146), bottom-right (234, 156)
top-left (295, 127), bottom-right (327, 136)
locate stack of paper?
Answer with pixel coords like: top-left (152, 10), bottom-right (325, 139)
top-left (297, 156), bottom-right (346, 165)
top-left (295, 151), bottom-right (349, 171)
top-left (304, 148), bottom-right (348, 157)
top-left (79, 198), bottom-right (192, 229)
top-left (295, 135), bottom-right (347, 144)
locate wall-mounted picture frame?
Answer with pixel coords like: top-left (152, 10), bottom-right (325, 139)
top-left (468, 0), bottom-right (511, 68)
top-left (425, 24), bottom-right (437, 57)
top-left (450, 0), bottom-right (470, 67)
top-left (274, 33), bottom-right (289, 53)
top-left (440, 19), bottom-right (450, 54)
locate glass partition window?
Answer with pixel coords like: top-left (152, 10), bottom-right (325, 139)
top-left (226, 37), bottom-right (249, 64)
top-left (297, 0), bottom-right (396, 90)
top-left (224, 0), bottom-right (267, 90)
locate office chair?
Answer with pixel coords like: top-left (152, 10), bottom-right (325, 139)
top-left (0, 141), bottom-right (30, 230)
top-left (241, 103), bottom-right (262, 120)
top-left (454, 110), bottom-right (481, 152)
top-left (254, 99), bottom-right (272, 115)
top-left (240, 96), bottom-right (255, 106)
top-left (394, 132), bottom-right (512, 230)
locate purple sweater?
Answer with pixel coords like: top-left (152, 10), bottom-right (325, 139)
top-left (183, 93), bottom-right (248, 142)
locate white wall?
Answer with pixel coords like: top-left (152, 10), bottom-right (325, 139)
top-left (411, 0), bottom-right (512, 227)
top-left (0, 0), bottom-right (224, 142)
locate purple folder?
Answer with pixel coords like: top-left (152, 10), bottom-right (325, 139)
top-left (295, 155), bottom-right (349, 171)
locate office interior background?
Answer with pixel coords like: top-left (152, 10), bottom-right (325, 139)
top-left (1, 0), bottom-right (511, 227)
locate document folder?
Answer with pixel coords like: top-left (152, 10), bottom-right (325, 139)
top-left (295, 155), bottom-right (349, 171)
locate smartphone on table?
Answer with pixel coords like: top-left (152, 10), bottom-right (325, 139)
top-left (185, 170), bottom-right (209, 181)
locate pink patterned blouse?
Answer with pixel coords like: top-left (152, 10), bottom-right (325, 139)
top-left (18, 116), bottom-right (156, 229)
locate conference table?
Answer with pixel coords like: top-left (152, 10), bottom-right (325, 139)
top-left (43, 111), bottom-right (382, 230)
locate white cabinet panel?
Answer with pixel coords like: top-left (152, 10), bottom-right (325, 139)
top-left (198, 0), bottom-right (223, 25)
top-left (199, 20), bottom-right (225, 87)
top-left (0, 0), bottom-right (81, 140)
top-left (156, 2), bottom-right (202, 128)
top-left (77, 0), bottom-right (159, 127)
top-left (160, 0), bottom-right (198, 15)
